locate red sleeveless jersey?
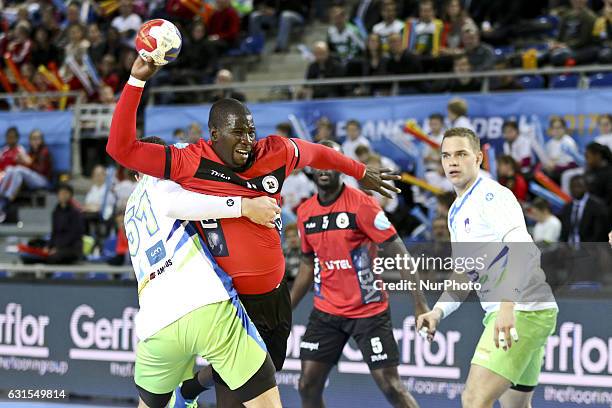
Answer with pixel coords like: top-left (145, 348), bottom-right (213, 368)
top-left (297, 185), bottom-right (397, 318)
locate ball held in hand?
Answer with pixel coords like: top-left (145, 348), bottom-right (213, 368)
top-left (135, 19), bottom-right (182, 66)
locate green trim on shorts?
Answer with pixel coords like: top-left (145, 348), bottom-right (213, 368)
top-left (135, 299), bottom-right (267, 394)
top-left (471, 308), bottom-right (558, 386)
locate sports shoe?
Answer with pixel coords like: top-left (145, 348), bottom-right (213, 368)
top-left (168, 385), bottom-right (199, 408)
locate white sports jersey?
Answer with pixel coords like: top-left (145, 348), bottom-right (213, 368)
top-left (447, 176), bottom-right (557, 314)
top-left (126, 175), bottom-right (242, 340)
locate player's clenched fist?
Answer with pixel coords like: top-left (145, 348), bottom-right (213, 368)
top-left (131, 55), bottom-right (161, 82)
top-left (416, 307), bottom-right (443, 343)
top-left (242, 196), bottom-right (281, 228)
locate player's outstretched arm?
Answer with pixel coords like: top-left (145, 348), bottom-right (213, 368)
top-left (154, 180), bottom-right (280, 227)
top-left (290, 254), bottom-right (315, 309)
top-left (106, 56), bottom-right (167, 178)
top-left (291, 138), bottom-right (401, 198)
top-left (378, 236), bottom-right (429, 316)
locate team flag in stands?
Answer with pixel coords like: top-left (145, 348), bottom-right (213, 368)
top-left (534, 170), bottom-right (572, 203)
top-left (4, 54), bottom-right (37, 93)
top-left (404, 120), bottom-right (441, 149)
top-left (529, 182), bottom-right (566, 210)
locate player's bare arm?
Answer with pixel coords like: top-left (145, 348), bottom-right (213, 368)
top-left (290, 254), bottom-right (315, 309)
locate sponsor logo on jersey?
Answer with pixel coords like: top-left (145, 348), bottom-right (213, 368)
top-left (210, 170), bottom-right (231, 181)
top-left (486, 192), bottom-right (494, 201)
top-left (374, 211), bottom-right (391, 230)
top-left (324, 259), bottom-right (352, 270)
top-left (336, 212), bottom-right (350, 229)
top-left (464, 217), bottom-right (471, 233)
top-left (226, 198), bottom-right (234, 207)
top-left (146, 240), bottom-right (166, 266)
top-left (262, 175), bottom-right (280, 193)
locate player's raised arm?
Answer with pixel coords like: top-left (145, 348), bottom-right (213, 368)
top-left (106, 57), bottom-right (168, 178)
top-left (290, 138), bottom-right (401, 198)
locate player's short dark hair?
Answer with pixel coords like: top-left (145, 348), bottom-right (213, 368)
top-left (140, 136), bottom-right (167, 146)
top-left (208, 98), bottom-right (250, 130)
top-left (429, 113), bottom-right (444, 122)
top-left (502, 120), bottom-right (518, 131)
top-left (442, 127), bottom-right (480, 152)
top-left (532, 197), bottom-right (551, 212)
top-left (346, 119), bottom-right (361, 129)
top-left (498, 154), bottom-right (518, 172)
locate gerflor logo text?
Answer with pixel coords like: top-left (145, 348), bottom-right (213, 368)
top-left (0, 303), bottom-right (50, 358)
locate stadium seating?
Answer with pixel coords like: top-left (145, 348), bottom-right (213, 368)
top-left (589, 72), bottom-right (612, 88)
top-left (550, 74), bottom-right (579, 89)
top-left (519, 75), bottom-right (545, 89)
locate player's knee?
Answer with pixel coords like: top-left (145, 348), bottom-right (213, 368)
top-left (462, 388), bottom-right (493, 408)
top-left (298, 374), bottom-right (324, 400)
top-left (378, 374), bottom-right (405, 404)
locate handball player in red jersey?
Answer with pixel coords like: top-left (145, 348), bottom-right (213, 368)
top-left (290, 141), bottom-right (429, 408)
top-left (107, 56), bottom-right (401, 406)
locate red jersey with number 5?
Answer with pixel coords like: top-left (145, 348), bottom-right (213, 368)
top-left (297, 184), bottom-right (397, 318)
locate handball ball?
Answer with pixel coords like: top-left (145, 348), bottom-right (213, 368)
top-left (135, 19), bottom-right (182, 66)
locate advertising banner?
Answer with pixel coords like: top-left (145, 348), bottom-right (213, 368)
top-left (146, 89), bottom-right (612, 171)
top-left (0, 281), bottom-right (610, 407)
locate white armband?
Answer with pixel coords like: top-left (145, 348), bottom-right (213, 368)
top-left (128, 76), bottom-right (146, 88)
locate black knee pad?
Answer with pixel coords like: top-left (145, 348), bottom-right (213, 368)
top-left (135, 383), bottom-right (173, 408)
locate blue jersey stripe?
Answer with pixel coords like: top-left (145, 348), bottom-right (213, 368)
top-left (449, 177), bottom-right (483, 234)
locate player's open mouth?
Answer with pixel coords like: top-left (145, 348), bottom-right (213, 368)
top-left (317, 174), bottom-right (330, 182)
top-left (449, 170), bottom-right (460, 177)
top-left (235, 148), bottom-right (250, 159)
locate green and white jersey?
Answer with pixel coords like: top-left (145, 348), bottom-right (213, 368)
top-left (126, 175), bottom-right (242, 340)
top-left (447, 176), bottom-right (557, 314)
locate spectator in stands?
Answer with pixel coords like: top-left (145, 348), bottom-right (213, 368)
top-left (87, 23), bottom-right (106, 63)
top-left (187, 122), bottom-right (203, 143)
top-left (497, 155), bottom-right (528, 202)
top-left (105, 212), bottom-right (129, 266)
top-left (386, 32), bottom-right (423, 93)
top-left (432, 216), bottom-right (451, 242)
top-left (461, 24), bottom-right (495, 71)
top-left (275, 122), bottom-right (293, 137)
top-left (46, 183), bottom-right (84, 264)
top-left (97, 54), bottom-right (120, 93)
top-left (249, 0), bottom-right (309, 53)
top-left (111, 0), bottom-right (142, 42)
top-left (560, 175), bottom-right (609, 243)
top-left (595, 113), bottom-right (612, 150)
top-left (40, 5), bottom-right (61, 40)
top-left (98, 85), bottom-right (116, 104)
top-left (7, 23), bottom-right (32, 68)
top-left (327, 4), bottom-right (365, 64)
top-left (502, 120), bottom-right (533, 173)
top-left (209, 69), bottom-right (246, 102)
top-left (173, 128), bottom-right (187, 144)
top-left (438, 53), bottom-right (481, 92)
top-left (529, 198), bottom-right (562, 243)
top-left (84, 165), bottom-right (116, 238)
top-left (282, 168), bottom-right (315, 215)
top-left (546, 0), bottom-right (597, 66)
top-left (0, 127), bottom-right (27, 172)
top-left (424, 113), bottom-right (445, 170)
top-left (63, 24), bottom-right (89, 61)
top-left (313, 117), bottom-right (335, 142)
top-left (345, 33), bottom-right (390, 96)
top-left (425, 161), bottom-right (454, 192)
top-left (305, 41), bottom-right (344, 99)
top-left (103, 27), bottom-right (123, 60)
top-left (206, 0), bottom-right (241, 56)
top-left (593, 2), bottom-right (612, 63)
top-left (179, 21), bottom-right (216, 83)
top-left (114, 169), bottom-right (137, 211)
top-left (31, 27), bottom-right (61, 68)
top-left (355, 144), bottom-right (400, 173)
top-left (447, 97), bottom-right (473, 129)
top-left (0, 129), bottom-right (51, 221)
top-left (490, 60), bottom-right (524, 92)
top-left (545, 116), bottom-right (579, 180)
top-left (584, 142), bottom-right (612, 213)
top-left (283, 223), bottom-right (301, 282)
top-left (372, 0), bottom-right (405, 56)
top-left (60, 2), bottom-right (82, 32)
top-left (404, 0), bottom-right (444, 72)
top-left (342, 119), bottom-right (371, 160)
top-left (440, 0), bottom-right (474, 57)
